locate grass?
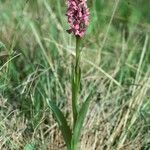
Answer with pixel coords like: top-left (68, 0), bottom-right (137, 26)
top-left (0, 0), bottom-right (150, 149)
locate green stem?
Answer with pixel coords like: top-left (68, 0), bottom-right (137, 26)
top-left (72, 37), bottom-right (81, 129)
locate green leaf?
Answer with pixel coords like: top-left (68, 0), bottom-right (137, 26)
top-left (46, 99), bottom-right (72, 150)
top-left (0, 41), bottom-right (6, 49)
top-left (23, 143), bottom-right (35, 150)
top-left (71, 91), bottom-right (93, 150)
top-left (71, 66), bottom-right (78, 127)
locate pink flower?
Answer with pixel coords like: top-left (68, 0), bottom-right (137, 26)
top-left (66, 0), bottom-right (89, 37)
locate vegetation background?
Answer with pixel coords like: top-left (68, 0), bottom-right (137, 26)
top-left (0, 0), bottom-right (150, 149)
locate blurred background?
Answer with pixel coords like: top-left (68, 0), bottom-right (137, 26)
top-left (0, 0), bottom-right (150, 149)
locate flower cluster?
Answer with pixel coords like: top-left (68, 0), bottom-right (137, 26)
top-left (66, 0), bottom-right (89, 37)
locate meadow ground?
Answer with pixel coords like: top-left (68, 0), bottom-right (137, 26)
top-left (0, 0), bottom-right (150, 150)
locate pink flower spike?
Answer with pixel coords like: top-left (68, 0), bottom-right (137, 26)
top-left (66, 0), bottom-right (89, 37)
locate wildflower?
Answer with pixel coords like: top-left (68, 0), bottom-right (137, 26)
top-left (66, 0), bottom-right (89, 37)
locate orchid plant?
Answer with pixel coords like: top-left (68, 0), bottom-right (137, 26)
top-left (46, 1), bottom-right (91, 150)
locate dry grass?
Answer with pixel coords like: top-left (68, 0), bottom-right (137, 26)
top-left (0, 75), bottom-right (149, 149)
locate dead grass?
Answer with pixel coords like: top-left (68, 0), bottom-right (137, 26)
top-left (1, 75), bottom-right (149, 150)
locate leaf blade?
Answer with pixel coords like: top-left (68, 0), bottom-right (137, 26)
top-left (71, 90), bottom-right (93, 149)
top-left (46, 99), bottom-right (72, 150)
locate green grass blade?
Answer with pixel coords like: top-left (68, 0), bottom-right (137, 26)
top-left (46, 99), bottom-right (72, 150)
top-left (71, 91), bottom-right (93, 150)
top-left (23, 143), bottom-right (35, 150)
